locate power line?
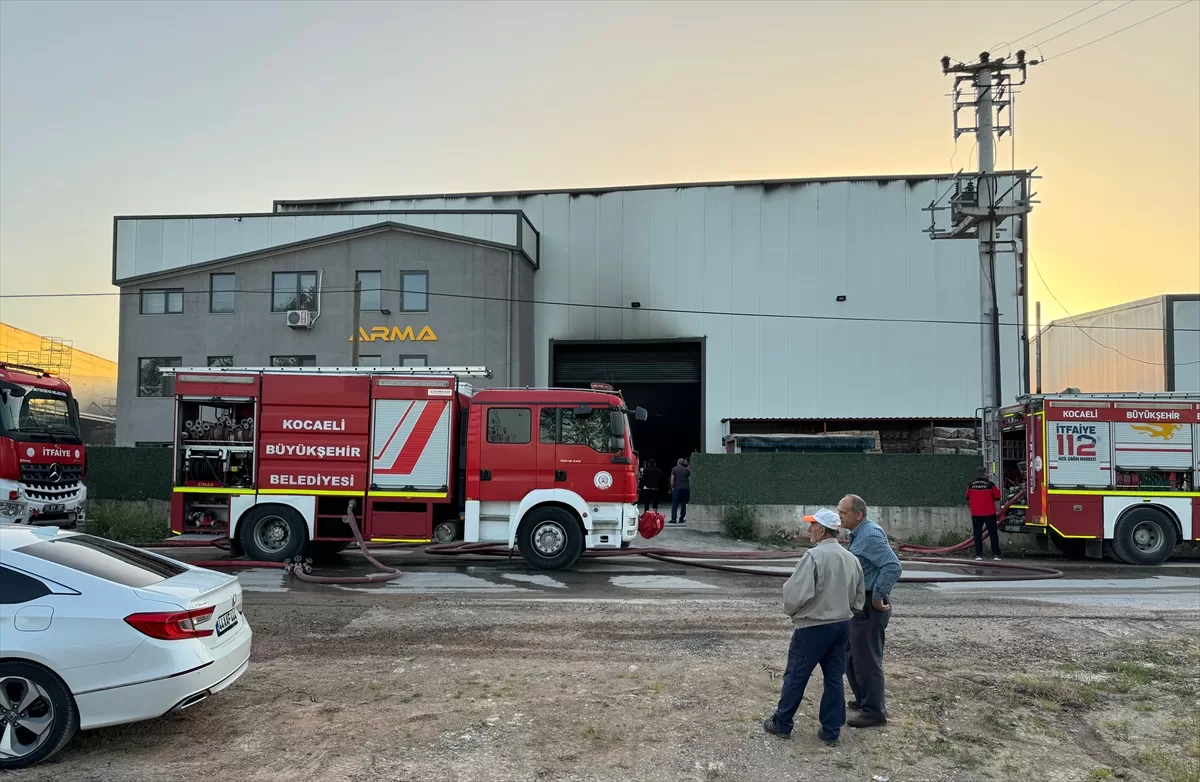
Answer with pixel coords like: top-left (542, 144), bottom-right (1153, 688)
top-left (1042, 0), bottom-right (1197, 61)
top-left (1032, 0), bottom-right (1136, 48)
top-left (1008, 1), bottom-right (1106, 47)
top-left (1, 285), bottom-right (1194, 333)
top-left (1030, 255), bottom-right (1198, 365)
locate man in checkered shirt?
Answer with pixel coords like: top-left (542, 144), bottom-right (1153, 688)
top-left (837, 493), bottom-right (902, 728)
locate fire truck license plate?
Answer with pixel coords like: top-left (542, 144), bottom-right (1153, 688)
top-left (215, 607), bottom-right (239, 636)
top-left (42, 504), bottom-right (64, 513)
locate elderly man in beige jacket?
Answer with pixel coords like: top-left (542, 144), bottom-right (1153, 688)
top-left (763, 509), bottom-right (865, 746)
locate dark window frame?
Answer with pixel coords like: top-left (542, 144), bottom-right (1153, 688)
top-left (270, 355), bottom-right (317, 368)
top-left (271, 271), bottom-right (318, 313)
top-left (486, 407), bottom-right (532, 445)
top-left (207, 356), bottom-right (234, 368)
top-left (399, 271), bottom-right (429, 313)
top-left (358, 355), bottom-right (382, 367)
top-left (209, 273), bottom-right (236, 314)
top-left (356, 270), bottom-right (382, 312)
top-left (399, 354), bottom-right (427, 367)
top-left (139, 288), bottom-right (184, 315)
top-left (137, 357), bottom-right (182, 397)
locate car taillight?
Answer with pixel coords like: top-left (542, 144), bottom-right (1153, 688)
top-left (124, 607), bottom-right (215, 640)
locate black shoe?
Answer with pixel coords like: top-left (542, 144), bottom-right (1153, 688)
top-left (847, 699), bottom-right (862, 710)
top-left (817, 729), bottom-right (839, 747)
top-left (762, 717), bottom-right (791, 739)
top-left (847, 714), bottom-right (888, 729)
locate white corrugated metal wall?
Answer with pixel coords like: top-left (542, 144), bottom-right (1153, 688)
top-left (1041, 297), bottom-right (1167, 394)
top-left (278, 179), bottom-right (1026, 452)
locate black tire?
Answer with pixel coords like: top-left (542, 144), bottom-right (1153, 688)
top-left (1110, 508), bottom-right (1177, 566)
top-left (0, 661), bottom-right (78, 770)
top-left (620, 540), bottom-right (632, 549)
top-left (1049, 530), bottom-right (1088, 560)
top-left (239, 505), bottom-right (307, 562)
top-left (517, 507), bottom-right (584, 571)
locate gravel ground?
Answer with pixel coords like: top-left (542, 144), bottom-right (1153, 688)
top-left (15, 564), bottom-right (1200, 782)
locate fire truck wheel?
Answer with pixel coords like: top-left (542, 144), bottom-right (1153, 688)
top-left (240, 506), bottom-right (307, 562)
top-left (1048, 531), bottom-right (1087, 560)
top-left (517, 507), bottom-right (584, 571)
top-left (1111, 508), bottom-right (1177, 566)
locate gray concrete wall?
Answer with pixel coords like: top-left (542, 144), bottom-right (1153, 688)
top-left (685, 504), bottom-right (1033, 548)
top-left (117, 227), bottom-right (534, 445)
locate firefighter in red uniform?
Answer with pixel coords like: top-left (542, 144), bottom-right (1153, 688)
top-left (967, 467), bottom-right (1003, 561)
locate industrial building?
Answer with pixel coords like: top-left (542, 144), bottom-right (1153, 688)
top-left (1040, 294), bottom-right (1199, 394)
top-left (114, 173), bottom-right (1033, 461)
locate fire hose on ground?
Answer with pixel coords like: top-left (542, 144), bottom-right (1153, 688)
top-left (144, 508), bottom-right (1064, 583)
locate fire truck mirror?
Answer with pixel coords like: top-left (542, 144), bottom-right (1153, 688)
top-left (634, 406), bottom-right (648, 422)
top-left (0, 381), bottom-right (27, 398)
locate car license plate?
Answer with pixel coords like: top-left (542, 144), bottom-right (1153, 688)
top-left (215, 607), bottom-right (239, 636)
top-left (42, 503), bottom-right (65, 513)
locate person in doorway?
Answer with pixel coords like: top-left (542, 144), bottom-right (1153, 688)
top-left (836, 494), bottom-right (901, 729)
top-left (967, 467), bottom-right (1004, 562)
top-left (639, 459), bottom-right (663, 512)
top-left (763, 509), bottom-right (865, 746)
top-left (669, 458), bottom-right (690, 524)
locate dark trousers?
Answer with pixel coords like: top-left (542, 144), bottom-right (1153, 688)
top-left (670, 487), bottom-right (690, 523)
top-left (972, 514), bottom-right (1002, 558)
top-left (640, 490), bottom-right (660, 512)
top-left (847, 595), bottom-right (890, 721)
top-left (772, 621), bottom-right (850, 738)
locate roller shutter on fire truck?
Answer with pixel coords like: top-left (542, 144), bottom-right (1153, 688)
top-left (1112, 422), bottom-right (1193, 471)
top-left (1047, 411), bottom-right (1112, 488)
top-left (369, 387), bottom-right (453, 492)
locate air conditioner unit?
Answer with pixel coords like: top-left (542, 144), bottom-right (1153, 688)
top-left (286, 310), bottom-right (312, 329)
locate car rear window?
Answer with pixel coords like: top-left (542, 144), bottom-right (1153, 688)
top-left (16, 534), bottom-right (187, 588)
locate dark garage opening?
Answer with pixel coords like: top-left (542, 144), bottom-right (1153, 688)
top-left (551, 340), bottom-right (702, 471)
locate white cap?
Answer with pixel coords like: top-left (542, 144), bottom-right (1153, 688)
top-left (803, 509), bottom-right (840, 531)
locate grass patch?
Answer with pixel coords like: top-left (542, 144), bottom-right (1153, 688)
top-left (85, 502), bottom-right (169, 545)
top-left (760, 525), bottom-right (806, 548)
top-left (1104, 660), bottom-right (1165, 687)
top-left (1006, 674), bottom-right (1096, 709)
top-left (1103, 717), bottom-right (1132, 741)
top-left (1138, 746), bottom-right (1200, 782)
top-left (722, 503), bottom-right (757, 541)
top-left (1088, 770), bottom-right (1113, 780)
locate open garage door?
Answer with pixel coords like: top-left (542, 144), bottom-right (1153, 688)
top-left (551, 341), bottom-right (703, 498)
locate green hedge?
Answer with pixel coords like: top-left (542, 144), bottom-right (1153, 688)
top-left (690, 453), bottom-right (980, 507)
top-left (86, 447), bottom-right (173, 501)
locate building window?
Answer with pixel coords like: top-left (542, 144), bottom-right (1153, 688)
top-left (399, 354), bottom-right (427, 367)
top-left (486, 408), bottom-right (531, 444)
top-left (358, 355), bottom-right (382, 367)
top-left (400, 272), bottom-right (428, 312)
top-left (140, 289), bottom-right (183, 315)
top-left (271, 355), bottom-right (317, 368)
top-left (138, 358), bottom-right (182, 397)
top-left (210, 273), bottom-right (235, 313)
top-left (356, 271), bottom-right (382, 311)
top-left (271, 271), bottom-right (317, 312)
top-left (208, 356), bottom-right (234, 367)
top-left (134, 442), bottom-right (173, 448)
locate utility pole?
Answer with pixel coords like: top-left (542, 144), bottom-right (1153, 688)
top-left (1035, 301), bottom-right (1042, 394)
top-left (351, 280), bottom-right (362, 367)
top-left (931, 51), bottom-right (1037, 412)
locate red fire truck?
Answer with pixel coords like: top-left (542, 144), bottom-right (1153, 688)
top-left (162, 365), bottom-right (648, 570)
top-left (0, 363), bottom-right (88, 527)
top-left (989, 392), bottom-right (1200, 565)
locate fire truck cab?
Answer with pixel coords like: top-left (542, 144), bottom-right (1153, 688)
top-left (0, 362), bottom-right (88, 527)
top-left (164, 366), bottom-right (646, 571)
top-left (988, 392), bottom-right (1200, 565)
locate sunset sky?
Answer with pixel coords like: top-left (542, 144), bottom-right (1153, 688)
top-left (1, 0), bottom-right (1197, 360)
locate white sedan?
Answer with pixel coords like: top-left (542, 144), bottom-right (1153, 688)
top-left (0, 523), bottom-right (251, 769)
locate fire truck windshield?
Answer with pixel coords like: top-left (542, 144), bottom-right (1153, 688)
top-left (0, 382), bottom-right (81, 443)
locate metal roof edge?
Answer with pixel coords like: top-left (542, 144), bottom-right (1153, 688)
top-left (272, 170), bottom-right (1036, 208)
top-left (1046, 295), bottom-right (1169, 326)
top-left (113, 221), bottom-right (532, 287)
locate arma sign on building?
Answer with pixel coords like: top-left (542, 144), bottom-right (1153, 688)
top-left (349, 326), bottom-right (439, 343)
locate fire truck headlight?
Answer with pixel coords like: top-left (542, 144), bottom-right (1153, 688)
top-left (0, 502), bottom-right (26, 518)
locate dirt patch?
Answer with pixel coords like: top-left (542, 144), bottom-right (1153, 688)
top-left (14, 588), bottom-right (1200, 782)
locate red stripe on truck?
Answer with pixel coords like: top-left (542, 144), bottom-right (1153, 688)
top-left (377, 402), bottom-right (443, 475)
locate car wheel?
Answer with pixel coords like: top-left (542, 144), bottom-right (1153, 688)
top-left (240, 506), bottom-right (307, 562)
top-left (1048, 530), bottom-right (1087, 560)
top-left (0, 662), bottom-right (77, 771)
top-left (517, 507), bottom-right (584, 571)
top-left (1110, 508), bottom-right (1177, 566)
